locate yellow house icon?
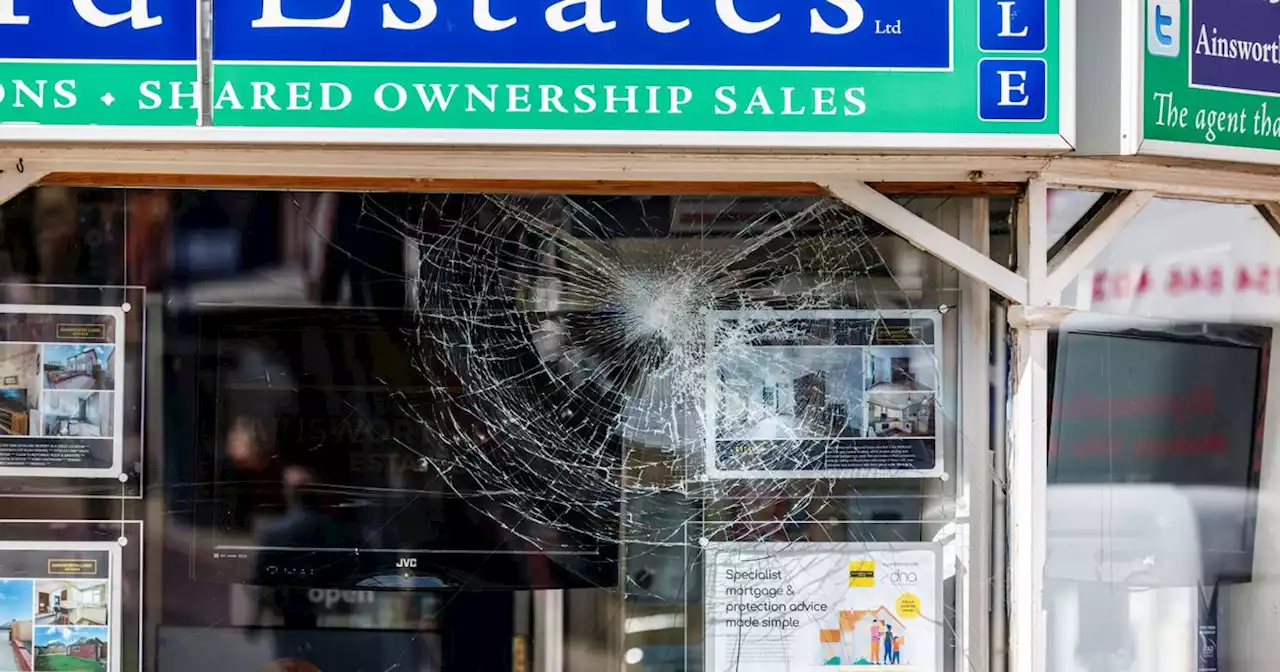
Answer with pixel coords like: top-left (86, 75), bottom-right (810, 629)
top-left (848, 560), bottom-right (875, 587)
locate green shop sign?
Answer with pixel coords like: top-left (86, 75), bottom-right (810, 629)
top-left (0, 0), bottom-right (1069, 149)
top-left (1141, 0), bottom-right (1280, 161)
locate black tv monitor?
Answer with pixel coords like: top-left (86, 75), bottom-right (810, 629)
top-left (0, 388), bottom-right (25, 408)
top-left (172, 306), bottom-right (620, 591)
top-left (1048, 325), bottom-right (1269, 583)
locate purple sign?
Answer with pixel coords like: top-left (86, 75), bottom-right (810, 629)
top-left (1190, 0), bottom-right (1280, 95)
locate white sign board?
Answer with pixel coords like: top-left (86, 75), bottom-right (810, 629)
top-left (704, 542), bottom-right (943, 671)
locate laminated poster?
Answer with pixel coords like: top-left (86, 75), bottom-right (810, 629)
top-left (0, 305), bottom-right (126, 478)
top-left (705, 542), bottom-right (942, 672)
top-left (0, 541), bottom-right (121, 672)
top-left (705, 310), bottom-right (943, 479)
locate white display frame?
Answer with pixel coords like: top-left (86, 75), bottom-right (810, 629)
top-left (0, 304), bottom-right (128, 480)
top-left (702, 540), bottom-right (946, 672)
top-left (0, 540), bottom-right (123, 672)
top-left (703, 309), bottom-right (945, 480)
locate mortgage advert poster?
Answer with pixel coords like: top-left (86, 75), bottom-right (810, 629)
top-left (705, 542), bottom-right (942, 672)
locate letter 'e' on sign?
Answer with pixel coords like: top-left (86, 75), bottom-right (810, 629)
top-left (978, 58), bottom-right (1047, 122)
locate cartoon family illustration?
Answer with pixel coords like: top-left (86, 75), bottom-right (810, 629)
top-left (819, 606), bottom-right (909, 667)
top-left (868, 617), bottom-right (904, 665)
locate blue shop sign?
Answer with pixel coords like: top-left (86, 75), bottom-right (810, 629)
top-left (211, 0), bottom-right (954, 69)
top-left (0, 0), bottom-right (196, 61)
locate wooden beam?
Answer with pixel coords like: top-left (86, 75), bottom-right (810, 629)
top-left (0, 145), bottom-right (1044, 184)
top-left (39, 174), bottom-right (825, 196)
top-left (1045, 156), bottom-right (1280, 202)
top-left (38, 172), bottom-right (1025, 196)
top-left (0, 163), bottom-right (48, 207)
top-left (824, 179), bottom-right (1028, 303)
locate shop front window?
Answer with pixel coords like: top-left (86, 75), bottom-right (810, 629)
top-left (1049, 197), bottom-right (1280, 672)
top-left (0, 187), bottom-right (1008, 672)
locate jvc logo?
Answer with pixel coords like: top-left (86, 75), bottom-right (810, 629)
top-left (395, 557), bottom-right (418, 569)
top-left (1147, 0), bottom-right (1181, 57)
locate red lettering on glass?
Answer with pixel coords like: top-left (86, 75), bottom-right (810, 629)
top-left (1207, 266), bottom-right (1224, 293)
top-left (1135, 268), bottom-right (1152, 296)
top-left (1237, 264), bottom-right (1272, 293)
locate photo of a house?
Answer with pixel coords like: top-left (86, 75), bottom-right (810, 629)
top-left (0, 344), bottom-right (41, 437)
top-left (41, 346), bottom-right (115, 392)
top-left (0, 581), bottom-right (33, 671)
top-left (33, 626), bottom-right (106, 672)
top-left (866, 393), bottom-right (935, 438)
top-left (40, 393), bottom-right (113, 439)
top-left (34, 581), bottom-right (107, 627)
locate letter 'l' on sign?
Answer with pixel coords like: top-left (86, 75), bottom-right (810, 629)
top-left (978, 0), bottom-right (1046, 51)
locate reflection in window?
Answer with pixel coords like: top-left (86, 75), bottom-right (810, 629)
top-left (1047, 188), bottom-right (1108, 250)
top-left (1062, 199), bottom-right (1280, 322)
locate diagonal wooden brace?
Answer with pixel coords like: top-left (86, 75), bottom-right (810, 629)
top-left (824, 179), bottom-right (1028, 303)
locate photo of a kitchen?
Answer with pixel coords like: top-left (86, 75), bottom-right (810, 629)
top-left (40, 392), bottom-right (113, 439)
top-left (866, 392), bottom-right (937, 438)
top-left (865, 346), bottom-right (938, 438)
top-left (34, 581), bottom-right (108, 627)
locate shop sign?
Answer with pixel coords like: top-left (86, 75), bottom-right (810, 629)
top-left (0, 0), bottom-right (1070, 148)
top-left (0, 0), bottom-right (198, 128)
top-left (1140, 0), bottom-right (1280, 162)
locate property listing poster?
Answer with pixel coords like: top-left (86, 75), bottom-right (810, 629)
top-left (704, 542), bottom-right (942, 672)
top-left (0, 305), bottom-right (125, 478)
top-left (706, 310), bottom-right (943, 479)
top-left (0, 544), bottom-right (118, 672)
